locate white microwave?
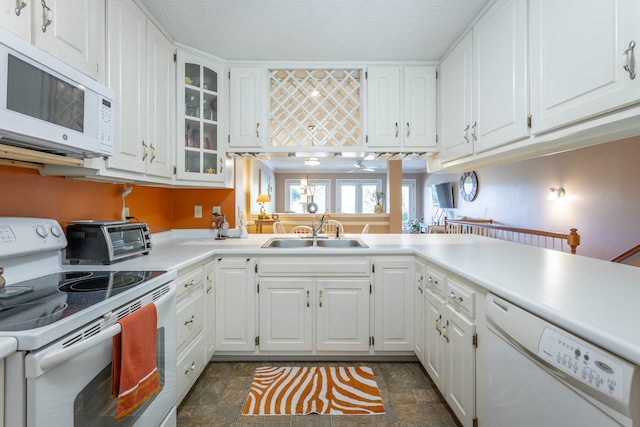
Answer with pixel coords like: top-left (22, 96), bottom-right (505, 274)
top-left (0, 27), bottom-right (114, 158)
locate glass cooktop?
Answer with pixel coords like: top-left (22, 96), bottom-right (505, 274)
top-left (0, 270), bottom-right (165, 331)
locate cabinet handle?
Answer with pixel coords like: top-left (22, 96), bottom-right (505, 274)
top-left (435, 314), bottom-right (442, 335)
top-left (184, 279), bottom-right (195, 288)
top-left (442, 320), bottom-right (449, 342)
top-left (142, 141), bottom-right (149, 161)
top-left (184, 315), bottom-right (196, 325)
top-left (306, 290), bottom-right (310, 308)
top-left (40, 0), bottom-right (52, 33)
top-left (417, 286), bottom-right (423, 294)
top-left (471, 121), bottom-right (477, 141)
top-left (207, 276), bottom-right (213, 293)
top-left (319, 290), bottom-right (323, 308)
top-left (15, 1), bottom-right (27, 16)
top-left (428, 276), bottom-right (438, 285)
top-left (149, 143), bottom-right (157, 163)
top-left (395, 122), bottom-right (399, 138)
top-left (463, 125), bottom-right (470, 143)
top-left (450, 291), bottom-right (464, 303)
top-left (256, 123), bottom-right (260, 138)
top-left (219, 157), bottom-right (224, 173)
top-left (406, 122), bottom-right (411, 137)
top-left (623, 41), bottom-right (636, 80)
top-left (185, 361), bottom-right (196, 375)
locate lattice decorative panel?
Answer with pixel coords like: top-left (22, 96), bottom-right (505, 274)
top-left (269, 69), bottom-right (362, 147)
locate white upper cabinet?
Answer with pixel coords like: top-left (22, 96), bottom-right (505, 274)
top-left (472, 0), bottom-right (529, 153)
top-left (229, 66), bottom-right (265, 149)
top-left (0, 0), bottom-right (105, 81)
top-left (531, 0), bottom-right (640, 134)
top-left (439, 32), bottom-right (473, 161)
top-left (367, 66), bottom-right (436, 151)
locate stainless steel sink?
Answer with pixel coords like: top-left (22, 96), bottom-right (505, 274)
top-left (262, 238), bottom-right (315, 248)
top-left (315, 239), bottom-right (368, 248)
top-left (262, 238), bottom-right (367, 248)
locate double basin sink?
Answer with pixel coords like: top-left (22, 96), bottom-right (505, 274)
top-left (262, 237), bottom-right (368, 249)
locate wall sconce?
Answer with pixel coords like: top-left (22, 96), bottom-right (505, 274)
top-left (548, 187), bottom-right (565, 200)
top-left (256, 193), bottom-right (271, 218)
top-left (305, 157), bottom-right (320, 166)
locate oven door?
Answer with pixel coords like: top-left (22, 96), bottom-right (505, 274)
top-left (24, 285), bottom-right (176, 427)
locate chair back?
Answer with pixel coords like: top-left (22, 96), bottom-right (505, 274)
top-left (272, 222), bottom-right (287, 234)
top-left (290, 225), bottom-right (313, 235)
top-left (322, 220), bottom-right (344, 235)
top-left (361, 224), bottom-right (370, 234)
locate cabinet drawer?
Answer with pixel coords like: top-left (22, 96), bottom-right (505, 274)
top-left (425, 266), bottom-right (446, 297)
top-left (259, 257), bottom-right (370, 276)
top-left (177, 288), bottom-right (205, 350)
top-left (446, 277), bottom-right (475, 319)
top-left (177, 332), bottom-right (206, 404)
top-left (176, 266), bottom-right (204, 299)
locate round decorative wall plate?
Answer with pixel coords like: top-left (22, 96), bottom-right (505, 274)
top-left (460, 171), bottom-right (478, 202)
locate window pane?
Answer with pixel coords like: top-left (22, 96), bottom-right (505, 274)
top-left (289, 184), bottom-right (305, 213)
top-left (340, 185), bottom-right (357, 213)
top-left (362, 184), bottom-right (378, 214)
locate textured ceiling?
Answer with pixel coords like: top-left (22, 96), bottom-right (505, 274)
top-left (137, 0), bottom-right (491, 61)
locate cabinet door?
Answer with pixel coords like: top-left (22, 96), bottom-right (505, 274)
top-left (366, 66), bottom-right (401, 148)
top-left (105, 0), bottom-right (147, 174)
top-left (316, 279), bottom-right (369, 352)
top-left (176, 50), bottom-right (226, 183)
top-left (444, 305), bottom-right (476, 427)
top-left (0, 0), bottom-right (31, 40)
top-left (204, 260), bottom-right (216, 360)
top-left (145, 21), bottom-right (174, 179)
top-left (259, 278), bottom-right (313, 351)
top-left (425, 289), bottom-right (445, 390)
top-left (373, 258), bottom-right (414, 351)
top-left (34, 0), bottom-right (104, 81)
top-left (413, 259), bottom-right (426, 365)
top-left (403, 66), bottom-right (437, 149)
top-left (440, 32), bottom-right (473, 161)
top-left (531, 0), bottom-right (640, 134)
top-left (473, 0), bottom-right (529, 153)
top-left (229, 66), bottom-right (264, 149)
top-left (215, 258), bottom-right (256, 351)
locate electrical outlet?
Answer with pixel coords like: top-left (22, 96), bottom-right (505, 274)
top-left (213, 206), bottom-right (221, 215)
top-left (194, 205), bottom-right (203, 218)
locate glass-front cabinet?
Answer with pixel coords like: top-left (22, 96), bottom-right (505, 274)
top-left (176, 50), bottom-right (226, 183)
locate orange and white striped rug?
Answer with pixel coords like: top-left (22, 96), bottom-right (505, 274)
top-left (242, 366), bottom-right (385, 415)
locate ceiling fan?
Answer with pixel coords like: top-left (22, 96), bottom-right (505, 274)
top-left (349, 160), bottom-right (376, 173)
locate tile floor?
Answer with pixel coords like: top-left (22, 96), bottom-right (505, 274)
top-left (177, 361), bottom-right (463, 426)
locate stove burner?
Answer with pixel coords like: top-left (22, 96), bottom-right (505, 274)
top-left (58, 273), bottom-right (144, 292)
top-left (60, 271), bottom-right (92, 280)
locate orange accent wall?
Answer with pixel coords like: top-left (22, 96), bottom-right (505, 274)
top-left (0, 165), bottom-right (236, 232)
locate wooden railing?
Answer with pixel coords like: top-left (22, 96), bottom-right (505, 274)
top-left (610, 244), bottom-right (640, 263)
top-left (444, 218), bottom-right (581, 254)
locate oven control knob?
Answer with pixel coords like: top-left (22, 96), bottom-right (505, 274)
top-left (35, 225), bottom-right (48, 238)
top-left (50, 225), bottom-right (63, 237)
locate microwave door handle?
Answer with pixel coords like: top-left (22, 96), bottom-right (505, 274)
top-left (26, 286), bottom-right (175, 378)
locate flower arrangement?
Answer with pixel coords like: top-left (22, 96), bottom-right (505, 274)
top-left (404, 218), bottom-right (422, 233)
top-left (373, 191), bottom-right (385, 205)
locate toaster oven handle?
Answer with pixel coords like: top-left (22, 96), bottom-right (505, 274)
top-left (27, 286), bottom-right (176, 378)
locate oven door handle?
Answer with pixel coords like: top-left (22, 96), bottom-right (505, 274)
top-left (27, 286), bottom-right (176, 378)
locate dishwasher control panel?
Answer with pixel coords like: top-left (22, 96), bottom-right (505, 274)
top-left (538, 327), bottom-right (624, 399)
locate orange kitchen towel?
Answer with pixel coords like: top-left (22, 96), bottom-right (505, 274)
top-left (111, 303), bottom-right (160, 420)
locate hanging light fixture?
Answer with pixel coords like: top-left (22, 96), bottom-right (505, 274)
top-left (305, 157), bottom-right (320, 166)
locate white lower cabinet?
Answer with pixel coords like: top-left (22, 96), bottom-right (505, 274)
top-left (204, 260), bottom-right (216, 360)
top-left (413, 258), bottom-right (426, 365)
top-left (423, 266), bottom-right (478, 427)
top-left (175, 264), bottom-right (206, 404)
top-left (257, 257), bottom-right (371, 353)
top-left (373, 257), bottom-right (414, 351)
top-left (215, 258), bottom-right (256, 352)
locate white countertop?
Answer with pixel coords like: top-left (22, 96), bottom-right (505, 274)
top-left (104, 231), bottom-right (640, 366)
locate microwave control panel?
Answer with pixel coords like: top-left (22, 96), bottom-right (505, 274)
top-left (98, 97), bottom-right (114, 155)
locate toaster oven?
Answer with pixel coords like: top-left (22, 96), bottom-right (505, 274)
top-left (66, 221), bottom-right (152, 264)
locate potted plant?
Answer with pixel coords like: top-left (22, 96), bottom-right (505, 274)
top-left (373, 191), bottom-right (385, 214)
top-left (405, 218), bottom-right (422, 233)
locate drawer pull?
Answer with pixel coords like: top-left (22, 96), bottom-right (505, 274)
top-left (450, 291), bottom-right (463, 303)
top-left (319, 290), bottom-right (323, 308)
top-left (184, 279), bottom-right (195, 288)
top-left (428, 276), bottom-right (438, 285)
top-left (306, 290), bottom-right (310, 308)
top-left (184, 315), bottom-right (196, 325)
top-left (15, 1), bottom-right (27, 16)
top-left (185, 361), bottom-right (196, 375)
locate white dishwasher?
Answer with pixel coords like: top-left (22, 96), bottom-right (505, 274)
top-left (486, 293), bottom-right (640, 427)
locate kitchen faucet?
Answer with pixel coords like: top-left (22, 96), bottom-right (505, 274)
top-left (311, 214), bottom-right (329, 238)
